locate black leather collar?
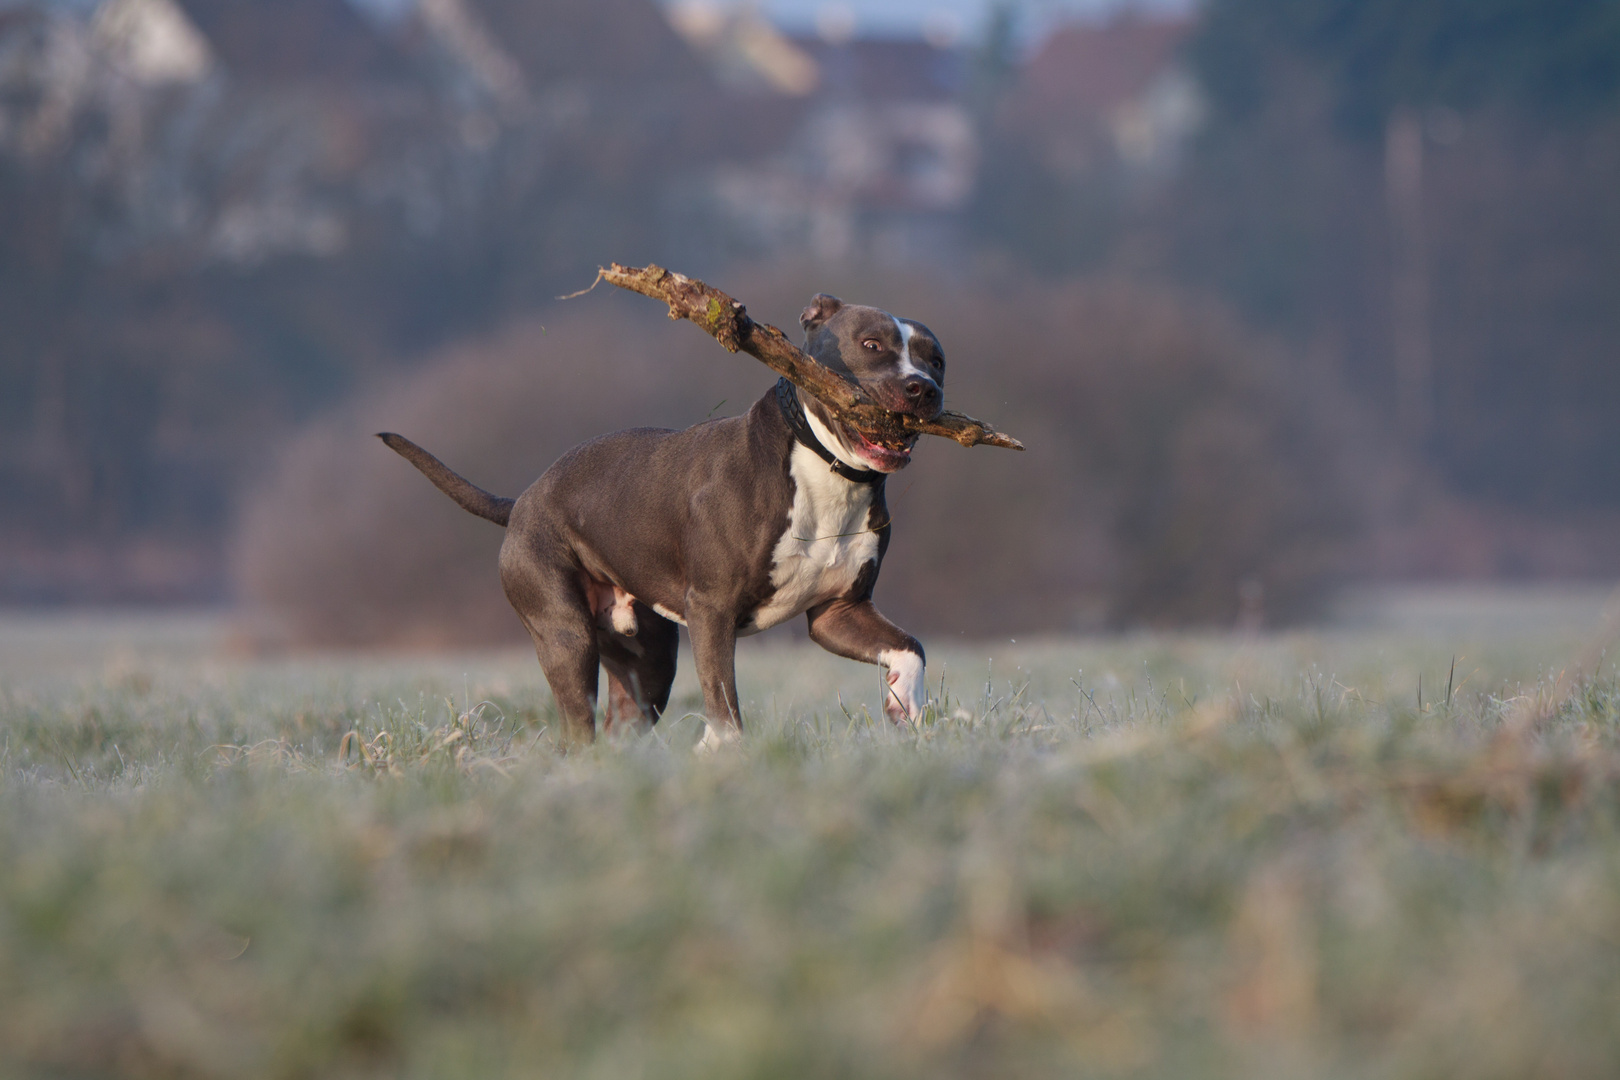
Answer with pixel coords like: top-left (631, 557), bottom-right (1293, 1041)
top-left (774, 377), bottom-right (884, 485)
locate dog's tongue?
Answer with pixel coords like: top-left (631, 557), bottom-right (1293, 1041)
top-left (850, 429), bottom-right (913, 470)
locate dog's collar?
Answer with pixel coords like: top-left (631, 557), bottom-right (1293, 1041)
top-left (774, 377), bottom-right (884, 485)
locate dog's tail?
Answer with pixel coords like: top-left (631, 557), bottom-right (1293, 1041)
top-left (377, 433), bottom-right (514, 527)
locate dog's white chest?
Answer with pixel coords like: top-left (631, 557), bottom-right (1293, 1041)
top-left (746, 444), bottom-right (882, 633)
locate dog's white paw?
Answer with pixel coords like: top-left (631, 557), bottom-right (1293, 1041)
top-left (694, 720), bottom-right (742, 756)
top-left (880, 649), bottom-right (926, 725)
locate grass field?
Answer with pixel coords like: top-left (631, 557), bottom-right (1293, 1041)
top-left (3, 593), bottom-right (1620, 1079)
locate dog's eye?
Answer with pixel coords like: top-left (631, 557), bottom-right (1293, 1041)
top-left (862, 340), bottom-right (882, 351)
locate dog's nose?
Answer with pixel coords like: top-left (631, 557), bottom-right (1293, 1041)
top-left (903, 376), bottom-right (941, 410)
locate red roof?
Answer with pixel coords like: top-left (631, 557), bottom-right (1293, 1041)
top-left (1021, 15), bottom-right (1194, 117)
top-left (792, 37), bottom-right (967, 103)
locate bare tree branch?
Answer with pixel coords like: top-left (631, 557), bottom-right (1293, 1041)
top-left (587, 263), bottom-right (1025, 451)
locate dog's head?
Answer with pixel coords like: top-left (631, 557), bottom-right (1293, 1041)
top-left (797, 293), bottom-right (945, 473)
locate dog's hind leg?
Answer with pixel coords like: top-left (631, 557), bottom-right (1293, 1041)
top-left (502, 549), bottom-right (601, 747)
top-left (520, 612), bottom-right (600, 747)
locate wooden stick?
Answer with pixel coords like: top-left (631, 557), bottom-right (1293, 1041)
top-left (589, 263), bottom-right (1025, 451)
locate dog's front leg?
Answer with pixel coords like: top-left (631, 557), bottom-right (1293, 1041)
top-left (687, 599), bottom-right (743, 751)
top-left (806, 599), bottom-right (926, 724)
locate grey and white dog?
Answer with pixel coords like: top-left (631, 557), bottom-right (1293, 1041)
top-left (380, 293), bottom-right (945, 749)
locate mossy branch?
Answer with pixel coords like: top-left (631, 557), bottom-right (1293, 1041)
top-left (589, 263), bottom-right (1025, 451)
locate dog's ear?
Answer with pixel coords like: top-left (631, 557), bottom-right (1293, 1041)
top-left (800, 294), bottom-right (843, 336)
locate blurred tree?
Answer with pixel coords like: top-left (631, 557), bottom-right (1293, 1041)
top-left (967, 1), bottom-right (1020, 122)
top-left (1190, 0), bottom-right (1620, 450)
top-left (1193, 0), bottom-right (1620, 132)
top-left (1162, 0), bottom-right (1620, 518)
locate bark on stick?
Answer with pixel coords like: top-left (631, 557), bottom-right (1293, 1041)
top-left (591, 263), bottom-right (1025, 451)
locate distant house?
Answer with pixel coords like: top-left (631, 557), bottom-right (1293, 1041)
top-left (1009, 14), bottom-right (1203, 188)
top-left (0, 0), bottom-right (731, 263)
top-left (668, 6), bottom-right (978, 263)
top-left (93, 0), bottom-right (212, 85)
top-left (665, 9), bottom-right (1201, 266)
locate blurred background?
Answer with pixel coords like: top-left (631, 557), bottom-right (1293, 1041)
top-left (1, 0), bottom-right (1617, 644)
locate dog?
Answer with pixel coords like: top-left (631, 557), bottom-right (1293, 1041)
top-left (379, 293), bottom-right (944, 749)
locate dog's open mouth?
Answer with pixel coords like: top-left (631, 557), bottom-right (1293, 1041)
top-left (845, 426), bottom-right (919, 472)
